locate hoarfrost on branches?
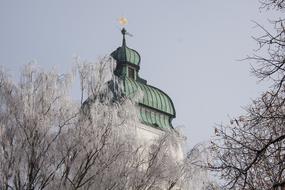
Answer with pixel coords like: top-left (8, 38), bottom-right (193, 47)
top-left (0, 56), bottom-right (214, 190)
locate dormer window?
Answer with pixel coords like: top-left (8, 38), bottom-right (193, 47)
top-left (128, 67), bottom-right (135, 79)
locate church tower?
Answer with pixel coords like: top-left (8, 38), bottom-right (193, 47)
top-left (111, 28), bottom-right (176, 131)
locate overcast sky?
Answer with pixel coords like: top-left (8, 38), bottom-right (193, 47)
top-left (0, 0), bottom-right (279, 147)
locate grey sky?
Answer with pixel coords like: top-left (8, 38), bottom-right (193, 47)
top-left (0, 0), bottom-right (278, 147)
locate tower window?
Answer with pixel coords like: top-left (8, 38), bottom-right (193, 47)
top-left (128, 67), bottom-right (135, 79)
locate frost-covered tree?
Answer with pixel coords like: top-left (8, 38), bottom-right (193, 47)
top-left (0, 63), bottom-right (80, 190)
top-left (0, 56), bottom-right (214, 190)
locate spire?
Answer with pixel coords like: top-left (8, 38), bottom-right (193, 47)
top-left (121, 28), bottom-right (127, 47)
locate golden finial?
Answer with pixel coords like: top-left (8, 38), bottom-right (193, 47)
top-left (118, 17), bottom-right (128, 26)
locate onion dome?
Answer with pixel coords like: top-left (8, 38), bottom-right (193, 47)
top-left (111, 28), bottom-right (176, 130)
top-left (111, 28), bottom-right (140, 67)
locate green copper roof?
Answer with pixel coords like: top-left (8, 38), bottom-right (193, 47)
top-left (139, 106), bottom-right (172, 129)
top-left (121, 77), bottom-right (175, 129)
top-left (111, 28), bottom-right (140, 66)
top-left (111, 46), bottom-right (140, 66)
top-left (124, 77), bottom-right (175, 116)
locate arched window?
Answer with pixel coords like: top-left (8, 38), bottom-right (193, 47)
top-left (128, 67), bottom-right (135, 79)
